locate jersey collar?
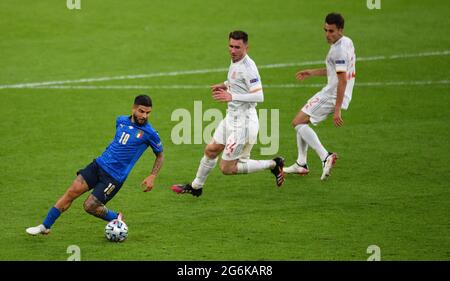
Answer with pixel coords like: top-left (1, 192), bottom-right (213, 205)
top-left (231, 54), bottom-right (248, 65)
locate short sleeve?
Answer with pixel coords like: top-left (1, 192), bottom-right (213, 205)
top-left (115, 116), bottom-right (121, 128)
top-left (147, 130), bottom-right (163, 154)
top-left (333, 47), bottom-right (348, 73)
top-left (244, 66), bottom-right (263, 93)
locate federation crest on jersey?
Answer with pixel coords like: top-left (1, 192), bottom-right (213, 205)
top-left (136, 130), bottom-right (144, 139)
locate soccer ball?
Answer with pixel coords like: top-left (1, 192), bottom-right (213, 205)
top-left (105, 219), bottom-right (128, 242)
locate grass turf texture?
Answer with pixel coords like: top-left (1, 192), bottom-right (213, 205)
top-left (0, 0), bottom-right (449, 260)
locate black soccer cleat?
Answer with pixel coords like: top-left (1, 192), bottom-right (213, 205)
top-left (171, 184), bottom-right (203, 197)
top-left (271, 157), bottom-right (285, 187)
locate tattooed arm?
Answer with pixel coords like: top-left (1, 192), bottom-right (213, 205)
top-left (141, 152), bottom-right (164, 192)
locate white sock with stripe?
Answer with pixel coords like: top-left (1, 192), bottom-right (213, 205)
top-left (237, 159), bottom-right (275, 174)
top-left (191, 155), bottom-right (217, 189)
top-left (295, 124), bottom-right (328, 161)
top-left (295, 126), bottom-right (308, 166)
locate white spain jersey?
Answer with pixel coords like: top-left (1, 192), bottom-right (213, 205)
top-left (225, 55), bottom-right (263, 112)
top-left (322, 36), bottom-right (356, 110)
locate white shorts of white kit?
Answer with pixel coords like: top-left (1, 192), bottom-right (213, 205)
top-left (213, 108), bottom-right (259, 161)
top-left (301, 90), bottom-right (349, 125)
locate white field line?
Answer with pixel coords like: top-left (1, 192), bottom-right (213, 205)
top-left (264, 80), bottom-right (450, 88)
top-left (0, 50), bottom-right (449, 90)
top-left (26, 80), bottom-right (450, 90)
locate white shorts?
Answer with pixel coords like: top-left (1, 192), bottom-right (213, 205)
top-left (213, 111), bottom-right (259, 161)
top-left (301, 91), bottom-right (336, 125)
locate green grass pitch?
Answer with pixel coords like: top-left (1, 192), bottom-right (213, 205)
top-left (0, 0), bottom-right (449, 260)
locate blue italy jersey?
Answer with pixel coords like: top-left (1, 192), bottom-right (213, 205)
top-left (96, 116), bottom-right (163, 183)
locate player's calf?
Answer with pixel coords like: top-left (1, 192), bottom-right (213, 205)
top-left (84, 195), bottom-right (103, 217)
top-left (83, 196), bottom-right (121, 221)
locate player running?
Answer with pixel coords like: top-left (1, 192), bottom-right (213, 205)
top-left (26, 95), bottom-right (164, 235)
top-left (283, 13), bottom-right (356, 180)
top-left (171, 30), bottom-right (285, 197)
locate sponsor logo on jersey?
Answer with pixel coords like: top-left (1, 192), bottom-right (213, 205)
top-left (335, 60), bottom-right (346, 64)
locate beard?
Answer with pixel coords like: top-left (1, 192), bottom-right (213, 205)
top-left (133, 113), bottom-right (147, 125)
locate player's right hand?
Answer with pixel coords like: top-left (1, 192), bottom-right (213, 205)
top-left (212, 88), bottom-right (232, 102)
top-left (296, 70), bottom-right (312, 81)
top-left (141, 175), bottom-right (155, 192)
top-left (333, 110), bottom-right (344, 127)
top-left (211, 83), bottom-right (227, 91)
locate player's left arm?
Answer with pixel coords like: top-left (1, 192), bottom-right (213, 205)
top-left (212, 88), bottom-right (264, 102)
top-left (334, 71), bottom-right (347, 127)
top-left (213, 68), bottom-right (264, 103)
top-left (141, 152), bottom-right (164, 192)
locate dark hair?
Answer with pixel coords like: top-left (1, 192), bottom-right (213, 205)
top-left (325, 13), bottom-right (345, 29)
top-left (134, 95), bottom-right (152, 107)
top-left (229, 30), bottom-right (248, 44)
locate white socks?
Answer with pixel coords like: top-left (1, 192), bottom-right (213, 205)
top-left (191, 155), bottom-right (276, 188)
top-left (295, 124), bottom-right (328, 162)
top-left (237, 159), bottom-right (275, 174)
top-left (296, 128), bottom-right (309, 165)
top-left (191, 155), bottom-right (217, 189)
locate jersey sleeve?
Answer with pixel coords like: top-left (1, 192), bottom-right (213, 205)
top-left (333, 47), bottom-right (348, 73)
top-left (115, 116), bottom-right (121, 128)
top-left (244, 66), bottom-right (263, 94)
top-left (147, 130), bottom-right (163, 154)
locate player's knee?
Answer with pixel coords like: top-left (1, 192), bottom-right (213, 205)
top-left (220, 167), bottom-right (234, 175)
top-left (292, 112), bottom-right (310, 127)
top-left (219, 162), bottom-right (237, 175)
top-left (204, 146), bottom-right (220, 159)
top-left (292, 119), bottom-right (309, 128)
top-left (204, 149), bottom-right (216, 159)
top-left (292, 117), bottom-right (306, 127)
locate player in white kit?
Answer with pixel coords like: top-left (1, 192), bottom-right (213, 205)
top-left (284, 13), bottom-right (356, 180)
top-left (172, 31), bottom-right (285, 197)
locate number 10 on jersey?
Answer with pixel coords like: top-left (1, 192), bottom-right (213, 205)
top-left (119, 132), bottom-right (130, 145)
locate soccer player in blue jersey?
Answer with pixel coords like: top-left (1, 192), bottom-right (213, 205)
top-left (26, 95), bottom-right (164, 235)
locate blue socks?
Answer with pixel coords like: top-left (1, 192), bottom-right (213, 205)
top-left (103, 209), bottom-right (118, 222)
top-left (42, 207), bottom-right (61, 229)
top-left (42, 206), bottom-right (118, 228)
